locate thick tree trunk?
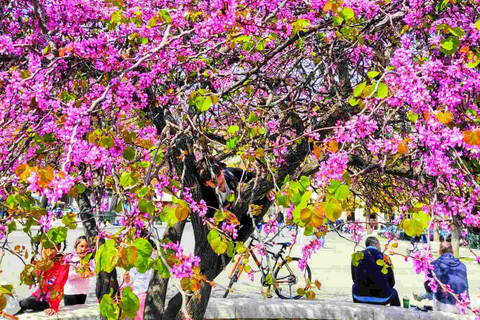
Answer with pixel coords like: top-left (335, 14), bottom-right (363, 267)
top-left (451, 217), bottom-right (461, 258)
top-left (153, 109), bottom-right (343, 319)
top-left (75, 192), bottom-right (119, 320)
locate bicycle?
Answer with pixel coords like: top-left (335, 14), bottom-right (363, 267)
top-left (223, 236), bottom-right (312, 299)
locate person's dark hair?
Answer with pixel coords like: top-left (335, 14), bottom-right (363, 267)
top-left (365, 236), bottom-right (380, 248)
top-left (196, 157), bottom-right (222, 182)
top-left (74, 236), bottom-right (88, 250)
top-left (439, 241), bottom-right (453, 255)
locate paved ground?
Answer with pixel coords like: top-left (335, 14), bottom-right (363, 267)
top-left (2, 223), bottom-right (479, 309)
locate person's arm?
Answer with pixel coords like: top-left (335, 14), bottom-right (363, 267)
top-left (66, 264), bottom-right (84, 281)
top-left (351, 260), bottom-right (356, 283)
top-left (226, 167), bottom-right (255, 183)
top-left (387, 264), bottom-right (395, 288)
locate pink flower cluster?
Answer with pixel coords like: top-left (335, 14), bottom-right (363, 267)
top-left (163, 242), bottom-right (201, 279)
top-left (183, 188), bottom-right (208, 218)
top-left (299, 238), bottom-right (322, 270)
top-left (314, 152), bottom-right (348, 187)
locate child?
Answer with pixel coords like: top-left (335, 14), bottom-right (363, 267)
top-left (122, 237), bottom-right (156, 320)
top-left (64, 236), bottom-right (94, 306)
top-left (123, 268), bottom-right (152, 320)
top-left (19, 244), bottom-right (70, 316)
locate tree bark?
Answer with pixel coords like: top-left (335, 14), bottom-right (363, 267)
top-left (153, 108), bottom-right (344, 319)
top-left (75, 191), bottom-right (119, 320)
top-left (434, 221), bottom-right (440, 243)
top-left (451, 217), bottom-right (461, 258)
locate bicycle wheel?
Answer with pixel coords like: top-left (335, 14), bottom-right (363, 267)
top-left (223, 268), bottom-right (239, 298)
top-left (273, 257), bottom-right (312, 299)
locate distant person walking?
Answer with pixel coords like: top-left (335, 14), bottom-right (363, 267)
top-left (351, 236), bottom-right (400, 306)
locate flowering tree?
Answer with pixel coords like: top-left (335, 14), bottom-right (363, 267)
top-left (1, 0), bottom-right (480, 319)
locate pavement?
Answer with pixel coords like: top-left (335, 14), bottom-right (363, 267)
top-left (3, 223), bottom-right (480, 318)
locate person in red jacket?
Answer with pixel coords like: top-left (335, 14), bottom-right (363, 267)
top-left (19, 245), bottom-right (70, 316)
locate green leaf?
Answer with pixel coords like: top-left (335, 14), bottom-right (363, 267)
top-left (376, 82), bottom-right (389, 99)
top-left (111, 10), bottom-right (123, 23)
top-left (407, 112), bottom-right (419, 123)
top-left (7, 221), bottom-right (17, 233)
top-left (159, 9), bottom-right (171, 24)
top-left (152, 258), bottom-right (171, 278)
top-left (351, 251), bottom-right (364, 267)
top-left (160, 205), bottom-right (178, 226)
top-left (247, 113), bottom-right (259, 123)
top-left (227, 241), bottom-right (235, 258)
top-left (354, 82), bottom-right (366, 97)
top-left (137, 187), bottom-right (149, 198)
top-left (402, 219), bottom-right (423, 237)
top-left (118, 246), bottom-right (138, 271)
top-left (324, 201), bottom-right (342, 222)
top-left (62, 213), bottom-right (77, 229)
top-left (440, 37), bottom-right (460, 55)
top-left (466, 59), bottom-right (480, 69)
top-left (95, 239), bottom-right (119, 273)
top-left (339, 7), bottom-right (354, 21)
top-left (476, 20), bottom-right (480, 31)
top-left (147, 17), bottom-right (157, 28)
top-left (236, 242), bottom-right (245, 254)
top-left (20, 70), bottom-right (31, 79)
top-left (328, 180), bottom-right (341, 195)
top-left (265, 274), bottom-right (273, 285)
top-left (226, 193), bottom-right (235, 202)
top-left (133, 238), bottom-right (153, 273)
top-left (48, 227), bottom-right (68, 243)
top-left (334, 185), bottom-right (349, 201)
top-left (449, 27), bottom-right (465, 38)
top-left (304, 226), bottom-right (314, 236)
top-left (349, 98), bottom-right (359, 106)
top-left (196, 96), bottom-right (212, 112)
top-left (214, 210), bottom-right (227, 222)
top-left (120, 287), bottom-right (140, 318)
top-left (367, 71), bottom-right (380, 78)
top-left (435, 0), bottom-right (449, 11)
top-left (227, 125), bottom-right (240, 134)
top-left (299, 176), bottom-right (310, 189)
top-left (101, 137), bottom-right (114, 149)
top-left (207, 230), bottom-right (227, 254)
top-left (138, 199), bottom-right (155, 215)
top-left (256, 40), bottom-right (265, 51)
top-left (226, 138), bottom-right (237, 150)
top-left (122, 147), bottom-right (135, 161)
top-left (99, 290), bottom-right (119, 320)
top-left (119, 172), bottom-right (137, 188)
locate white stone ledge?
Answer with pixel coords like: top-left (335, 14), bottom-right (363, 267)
top-left (16, 298), bottom-right (468, 320)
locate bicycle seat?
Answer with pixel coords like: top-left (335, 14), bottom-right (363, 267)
top-left (274, 242), bottom-right (292, 247)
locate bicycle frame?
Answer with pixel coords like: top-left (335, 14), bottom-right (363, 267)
top-left (227, 238), bottom-right (294, 288)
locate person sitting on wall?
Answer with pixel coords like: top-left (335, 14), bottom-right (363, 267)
top-left (413, 241), bottom-right (469, 314)
top-left (351, 236), bottom-right (400, 306)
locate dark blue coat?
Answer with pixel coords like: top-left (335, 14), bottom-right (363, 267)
top-left (351, 247), bottom-right (396, 301)
top-left (428, 253), bottom-right (469, 305)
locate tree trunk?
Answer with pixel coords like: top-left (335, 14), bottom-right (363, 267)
top-left (434, 221), bottom-right (440, 243)
top-left (75, 191), bottom-right (119, 320)
top-left (152, 109), bottom-right (343, 319)
top-left (451, 217), bottom-right (461, 258)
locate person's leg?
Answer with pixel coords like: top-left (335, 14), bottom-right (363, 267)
top-left (78, 294), bottom-right (87, 304)
top-left (20, 296), bottom-right (50, 311)
top-left (388, 289), bottom-right (401, 307)
top-left (134, 292), bottom-right (147, 320)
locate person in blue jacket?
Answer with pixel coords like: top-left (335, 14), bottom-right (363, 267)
top-left (413, 241), bottom-right (469, 313)
top-left (351, 236), bottom-right (400, 306)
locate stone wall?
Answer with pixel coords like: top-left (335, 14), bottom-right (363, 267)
top-left (16, 298), bottom-right (469, 320)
